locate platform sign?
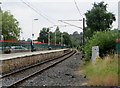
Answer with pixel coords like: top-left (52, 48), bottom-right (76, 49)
top-left (92, 46), bottom-right (99, 63)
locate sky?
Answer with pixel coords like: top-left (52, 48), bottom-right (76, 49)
top-left (1, 0), bottom-right (119, 40)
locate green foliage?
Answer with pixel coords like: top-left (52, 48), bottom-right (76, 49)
top-left (55, 27), bottom-right (61, 44)
top-left (63, 32), bottom-right (72, 47)
top-left (37, 27), bottom-right (73, 47)
top-left (85, 1), bottom-right (116, 35)
top-left (84, 27), bottom-right (93, 41)
top-left (81, 55), bottom-right (118, 86)
top-left (37, 27), bottom-right (49, 43)
top-left (2, 11), bottom-right (21, 40)
top-left (70, 31), bottom-right (83, 48)
top-left (84, 31), bottom-right (118, 60)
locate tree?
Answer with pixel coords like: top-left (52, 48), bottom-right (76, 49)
top-left (37, 27), bottom-right (79, 48)
top-left (84, 27), bottom-right (93, 40)
top-left (85, 1), bottom-right (116, 35)
top-left (73, 31), bottom-right (79, 35)
top-left (37, 27), bottom-right (49, 43)
top-left (55, 26), bottom-right (61, 44)
top-left (84, 30), bottom-right (118, 60)
top-left (63, 32), bottom-right (72, 47)
top-left (2, 11), bottom-right (21, 40)
top-left (71, 31), bottom-right (81, 46)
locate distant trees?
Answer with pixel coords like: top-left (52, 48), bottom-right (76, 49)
top-left (37, 27), bottom-right (82, 48)
top-left (70, 31), bottom-right (83, 46)
top-left (1, 11), bottom-right (21, 40)
top-left (63, 32), bottom-right (72, 47)
top-left (37, 27), bottom-right (49, 43)
top-left (55, 27), bottom-right (61, 44)
top-left (37, 27), bottom-right (63, 44)
top-left (85, 1), bottom-right (116, 38)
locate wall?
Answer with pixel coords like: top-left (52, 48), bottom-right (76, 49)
top-left (0, 49), bottom-right (70, 74)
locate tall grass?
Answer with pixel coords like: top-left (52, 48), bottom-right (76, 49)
top-left (81, 55), bottom-right (119, 86)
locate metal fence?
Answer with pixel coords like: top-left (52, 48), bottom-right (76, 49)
top-left (116, 39), bottom-right (120, 55)
top-left (0, 40), bottom-right (68, 53)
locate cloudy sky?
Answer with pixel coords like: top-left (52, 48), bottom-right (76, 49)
top-left (2, 0), bottom-right (119, 40)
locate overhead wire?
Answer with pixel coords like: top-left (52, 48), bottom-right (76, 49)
top-left (74, 0), bottom-right (83, 18)
top-left (21, 0), bottom-right (55, 25)
top-left (21, 0), bottom-right (83, 30)
top-left (25, 0), bottom-right (58, 23)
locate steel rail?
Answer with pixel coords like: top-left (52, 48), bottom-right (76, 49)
top-left (1, 50), bottom-right (72, 78)
top-left (2, 50), bottom-right (76, 88)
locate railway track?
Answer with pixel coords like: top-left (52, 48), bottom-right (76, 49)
top-left (1, 49), bottom-right (76, 88)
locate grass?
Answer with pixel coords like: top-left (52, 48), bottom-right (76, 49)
top-left (81, 54), bottom-right (119, 86)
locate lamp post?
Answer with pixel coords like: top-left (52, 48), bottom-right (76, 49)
top-left (32, 18), bottom-right (38, 40)
top-left (31, 18), bottom-right (38, 52)
top-left (20, 30), bottom-right (23, 40)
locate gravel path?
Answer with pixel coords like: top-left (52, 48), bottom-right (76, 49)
top-left (18, 51), bottom-right (87, 87)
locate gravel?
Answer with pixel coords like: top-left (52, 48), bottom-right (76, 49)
top-left (17, 51), bottom-right (87, 87)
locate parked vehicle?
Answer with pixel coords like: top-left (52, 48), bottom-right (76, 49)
top-left (11, 46), bottom-right (28, 52)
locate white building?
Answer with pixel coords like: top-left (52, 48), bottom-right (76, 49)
top-left (118, 1), bottom-right (120, 30)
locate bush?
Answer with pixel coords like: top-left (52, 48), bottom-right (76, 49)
top-left (81, 55), bottom-right (118, 86)
top-left (84, 30), bottom-right (118, 60)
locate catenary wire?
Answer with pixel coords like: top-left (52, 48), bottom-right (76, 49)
top-left (21, 0), bottom-right (55, 25)
top-left (74, 0), bottom-right (83, 18)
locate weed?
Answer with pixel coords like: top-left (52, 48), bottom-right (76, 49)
top-left (81, 54), bottom-right (119, 86)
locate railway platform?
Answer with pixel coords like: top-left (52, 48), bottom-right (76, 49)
top-left (0, 49), bottom-right (70, 75)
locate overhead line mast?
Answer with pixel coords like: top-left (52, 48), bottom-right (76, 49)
top-left (58, 18), bottom-right (85, 46)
